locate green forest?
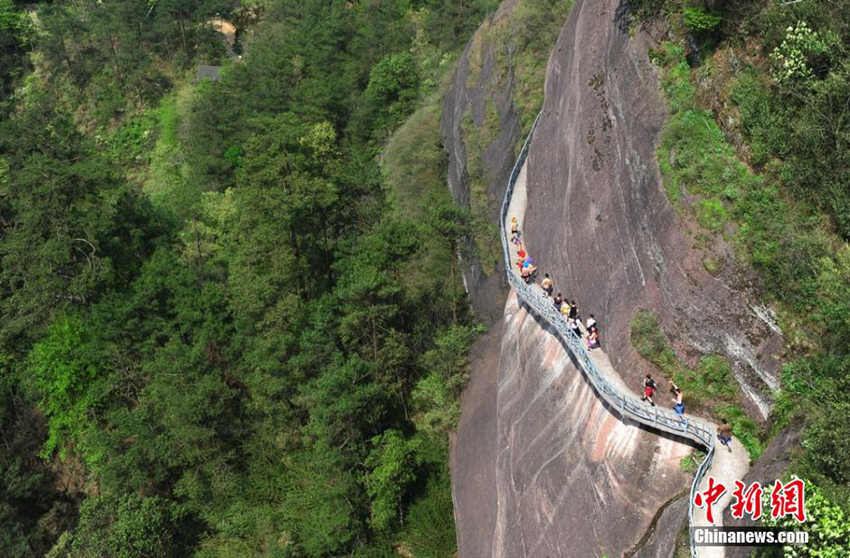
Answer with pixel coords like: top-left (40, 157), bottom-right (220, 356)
top-left (632, 0), bottom-right (850, 549)
top-left (4, 0), bottom-right (850, 556)
top-left (0, 0), bottom-right (502, 555)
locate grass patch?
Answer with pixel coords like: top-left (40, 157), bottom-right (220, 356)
top-left (679, 450), bottom-right (705, 474)
top-left (702, 254), bottom-right (723, 275)
top-left (472, 0), bottom-right (574, 134)
top-left (696, 198), bottom-right (727, 231)
top-left (144, 87), bottom-right (201, 219)
top-left (653, 43), bottom-right (762, 239)
top-left (631, 310), bottom-right (764, 460)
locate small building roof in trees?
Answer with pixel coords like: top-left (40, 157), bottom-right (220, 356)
top-left (197, 65), bottom-right (223, 82)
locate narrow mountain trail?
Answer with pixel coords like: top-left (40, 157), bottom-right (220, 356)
top-left (504, 155), bottom-right (751, 557)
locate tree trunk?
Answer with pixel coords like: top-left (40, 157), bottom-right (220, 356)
top-left (107, 32), bottom-right (125, 92)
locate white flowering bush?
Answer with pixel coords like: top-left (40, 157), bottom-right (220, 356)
top-left (770, 21), bottom-right (829, 84)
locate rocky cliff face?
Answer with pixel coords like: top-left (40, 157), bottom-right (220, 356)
top-left (442, 0), bottom-right (522, 324)
top-left (453, 292), bottom-right (692, 557)
top-left (450, 0), bottom-right (788, 555)
top-left (523, 0), bottom-right (784, 419)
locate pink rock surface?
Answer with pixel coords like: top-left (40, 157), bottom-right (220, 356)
top-left (524, 0), bottom-right (784, 419)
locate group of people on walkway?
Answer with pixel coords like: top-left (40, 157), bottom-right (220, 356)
top-left (641, 373), bottom-right (684, 414)
top-left (549, 290), bottom-right (599, 350)
top-left (511, 218), bottom-right (538, 284)
top-left (510, 217), bottom-right (599, 350)
top-left (509, 215), bottom-right (733, 450)
top-left (642, 373), bottom-right (735, 449)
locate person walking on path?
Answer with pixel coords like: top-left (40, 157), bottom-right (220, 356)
top-left (568, 300), bottom-right (578, 320)
top-left (641, 373), bottom-right (657, 406)
top-left (586, 326), bottom-right (599, 349)
top-left (541, 274), bottom-right (553, 296)
top-left (553, 293), bottom-right (563, 311)
top-left (586, 314), bottom-right (596, 332)
top-left (717, 419), bottom-right (733, 452)
top-left (569, 318), bottom-right (582, 338)
top-left (510, 218), bottom-right (522, 246)
top-left (560, 301), bottom-right (570, 319)
top-left (671, 383), bottom-right (685, 416)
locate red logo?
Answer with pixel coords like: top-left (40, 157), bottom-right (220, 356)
top-left (770, 478), bottom-right (806, 523)
top-left (730, 480), bottom-right (763, 520)
top-left (693, 477), bottom-right (727, 524)
top-left (693, 476), bottom-right (807, 524)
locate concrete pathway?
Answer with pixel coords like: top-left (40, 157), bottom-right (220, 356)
top-left (504, 159), bottom-right (752, 557)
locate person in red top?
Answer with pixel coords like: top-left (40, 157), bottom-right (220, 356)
top-left (641, 374), bottom-right (657, 406)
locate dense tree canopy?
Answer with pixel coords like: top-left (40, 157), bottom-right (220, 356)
top-left (0, 0), bottom-right (497, 555)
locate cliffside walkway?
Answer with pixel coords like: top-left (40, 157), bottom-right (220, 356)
top-left (500, 114), bottom-right (750, 558)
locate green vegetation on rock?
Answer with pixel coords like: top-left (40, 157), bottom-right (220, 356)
top-left (630, 310), bottom-right (763, 459)
top-left (640, 0), bottom-right (850, 522)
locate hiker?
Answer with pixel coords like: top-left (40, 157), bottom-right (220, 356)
top-left (586, 326), bottom-right (599, 349)
top-left (569, 318), bottom-right (582, 338)
top-left (717, 419), bottom-right (733, 452)
top-left (541, 273), bottom-right (553, 296)
top-left (641, 373), bottom-right (657, 406)
top-left (511, 231), bottom-right (522, 246)
top-left (553, 293), bottom-right (563, 310)
top-left (671, 383), bottom-right (685, 416)
top-left (560, 300), bottom-right (570, 319)
top-left (517, 247), bottom-right (527, 261)
top-left (521, 265), bottom-right (531, 284)
top-left (586, 314), bottom-right (596, 332)
top-left (568, 300), bottom-right (578, 320)
top-left (511, 217), bottom-right (519, 234)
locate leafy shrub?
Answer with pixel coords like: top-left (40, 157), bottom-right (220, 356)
top-left (761, 479), bottom-right (850, 557)
top-left (365, 429), bottom-right (419, 532)
top-left (683, 7), bottom-right (721, 34)
top-left (400, 469), bottom-right (457, 558)
top-left (26, 315), bottom-right (106, 457)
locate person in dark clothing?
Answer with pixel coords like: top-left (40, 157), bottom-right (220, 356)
top-left (641, 374), bottom-right (657, 406)
top-left (553, 293), bottom-right (563, 311)
top-left (568, 300), bottom-right (577, 320)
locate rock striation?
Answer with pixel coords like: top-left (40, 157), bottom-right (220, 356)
top-left (523, 0), bottom-right (784, 419)
top-left (453, 291), bottom-right (692, 557)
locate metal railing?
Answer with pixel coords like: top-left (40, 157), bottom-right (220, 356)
top-left (499, 112), bottom-right (715, 558)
